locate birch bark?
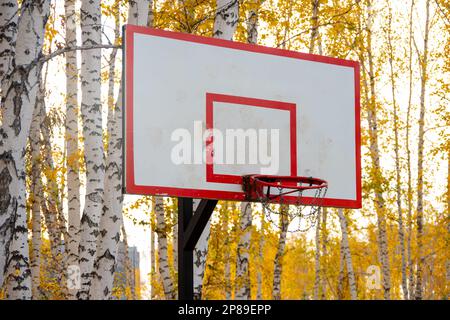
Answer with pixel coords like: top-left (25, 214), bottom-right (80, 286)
top-left (213, 0), bottom-right (239, 40)
top-left (235, 202), bottom-right (252, 299)
top-left (0, 0), bottom-right (50, 299)
top-left (0, 0), bottom-right (18, 99)
top-left (364, 1), bottom-right (391, 299)
top-left (386, 2), bottom-right (408, 299)
top-left (78, 0), bottom-right (104, 299)
top-left (313, 209), bottom-right (322, 299)
top-left (92, 0), bottom-right (150, 299)
top-left (155, 197), bottom-right (176, 299)
top-left (406, 0), bottom-right (415, 300)
top-left (337, 238), bottom-right (345, 299)
top-left (193, 199), bottom-right (208, 299)
top-left (0, 2), bottom-right (18, 277)
top-left (90, 0), bottom-right (120, 299)
top-left (309, 0), bottom-right (320, 54)
top-left (272, 208), bottom-right (288, 300)
top-left (29, 98), bottom-right (43, 300)
top-left (38, 77), bottom-right (67, 287)
top-left (321, 208), bottom-right (328, 299)
top-left (415, 0), bottom-right (431, 300)
top-left (256, 211), bottom-right (265, 300)
top-left (64, 0), bottom-right (81, 300)
top-left (446, 151), bottom-right (449, 300)
top-left (337, 209), bottom-right (357, 299)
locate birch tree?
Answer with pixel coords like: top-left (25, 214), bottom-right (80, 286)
top-left (0, 0), bottom-right (18, 288)
top-left (213, 0), bottom-right (239, 40)
top-left (39, 76), bottom-right (67, 289)
top-left (309, 0), bottom-right (322, 54)
top-left (414, 0), bottom-right (431, 300)
top-left (0, 0), bottom-right (50, 299)
top-left (0, 0), bottom-right (18, 99)
top-left (386, 0), bottom-right (408, 299)
top-left (313, 210), bottom-right (322, 299)
top-left (193, 216), bottom-right (210, 299)
top-left (405, 0), bottom-right (415, 300)
top-left (92, 0), bottom-right (150, 300)
top-left (64, 0), bottom-right (81, 300)
top-left (235, 202), bottom-right (252, 299)
top-left (321, 209), bottom-right (328, 299)
top-left (155, 197), bottom-right (176, 299)
top-left (90, 0), bottom-right (121, 299)
top-left (272, 209), bottom-right (288, 300)
top-left (361, 0), bottom-right (391, 299)
top-left (78, 0), bottom-right (104, 299)
top-left (29, 96), bottom-right (44, 300)
top-left (337, 209), bottom-right (357, 299)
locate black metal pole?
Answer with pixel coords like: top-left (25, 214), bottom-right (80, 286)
top-left (178, 197), bottom-right (193, 300)
top-left (177, 198), bottom-right (218, 300)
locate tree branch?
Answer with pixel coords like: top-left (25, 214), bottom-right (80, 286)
top-left (41, 44), bottom-right (121, 64)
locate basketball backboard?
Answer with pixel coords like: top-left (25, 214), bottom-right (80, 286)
top-left (123, 25), bottom-right (361, 208)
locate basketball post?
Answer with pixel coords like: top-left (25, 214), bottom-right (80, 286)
top-left (178, 198), bottom-right (218, 300)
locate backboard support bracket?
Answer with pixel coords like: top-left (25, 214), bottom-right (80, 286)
top-left (178, 197), bottom-right (218, 300)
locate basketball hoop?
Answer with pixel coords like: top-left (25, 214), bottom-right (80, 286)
top-left (242, 174), bottom-right (328, 232)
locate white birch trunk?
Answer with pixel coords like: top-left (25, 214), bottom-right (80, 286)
top-left (30, 186), bottom-right (42, 300)
top-left (213, 0), bottom-right (239, 40)
top-left (235, 202), bottom-right (252, 299)
top-left (64, 0), bottom-right (81, 300)
top-left (0, 0), bottom-right (50, 299)
top-left (29, 100), bottom-right (43, 300)
top-left (172, 208), bottom-right (178, 283)
top-left (386, 3), bottom-right (408, 299)
top-left (147, 0), bottom-right (154, 28)
top-left (38, 77), bottom-right (67, 289)
top-left (337, 209), bottom-right (357, 300)
top-left (193, 219), bottom-right (210, 299)
top-left (193, 199), bottom-right (208, 299)
top-left (364, 1), bottom-right (391, 299)
top-left (121, 224), bottom-right (136, 299)
top-left (247, 9), bottom-right (258, 44)
top-left (155, 197), bottom-right (176, 299)
top-left (0, 0), bottom-right (18, 282)
top-left (309, 0), bottom-right (320, 54)
top-left (90, 0), bottom-right (120, 299)
top-left (256, 213), bottom-right (265, 300)
top-left (224, 244), bottom-right (231, 300)
top-left (337, 238), bottom-right (345, 299)
top-left (272, 208), bottom-right (288, 300)
top-left (321, 208), bottom-right (328, 299)
top-left (78, 0), bottom-right (104, 299)
top-left (92, 0), bottom-right (149, 299)
top-left (0, 0), bottom-right (18, 99)
top-left (415, 0), bottom-right (430, 300)
top-left (150, 215), bottom-right (156, 299)
top-left (406, 0), bottom-right (415, 300)
top-left (313, 210), bottom-right (322, 299)
top-left (446, 152), bottom-right (449, 300)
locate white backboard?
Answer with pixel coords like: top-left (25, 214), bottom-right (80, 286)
top-left (123, 25), bottom-right (361, 208)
